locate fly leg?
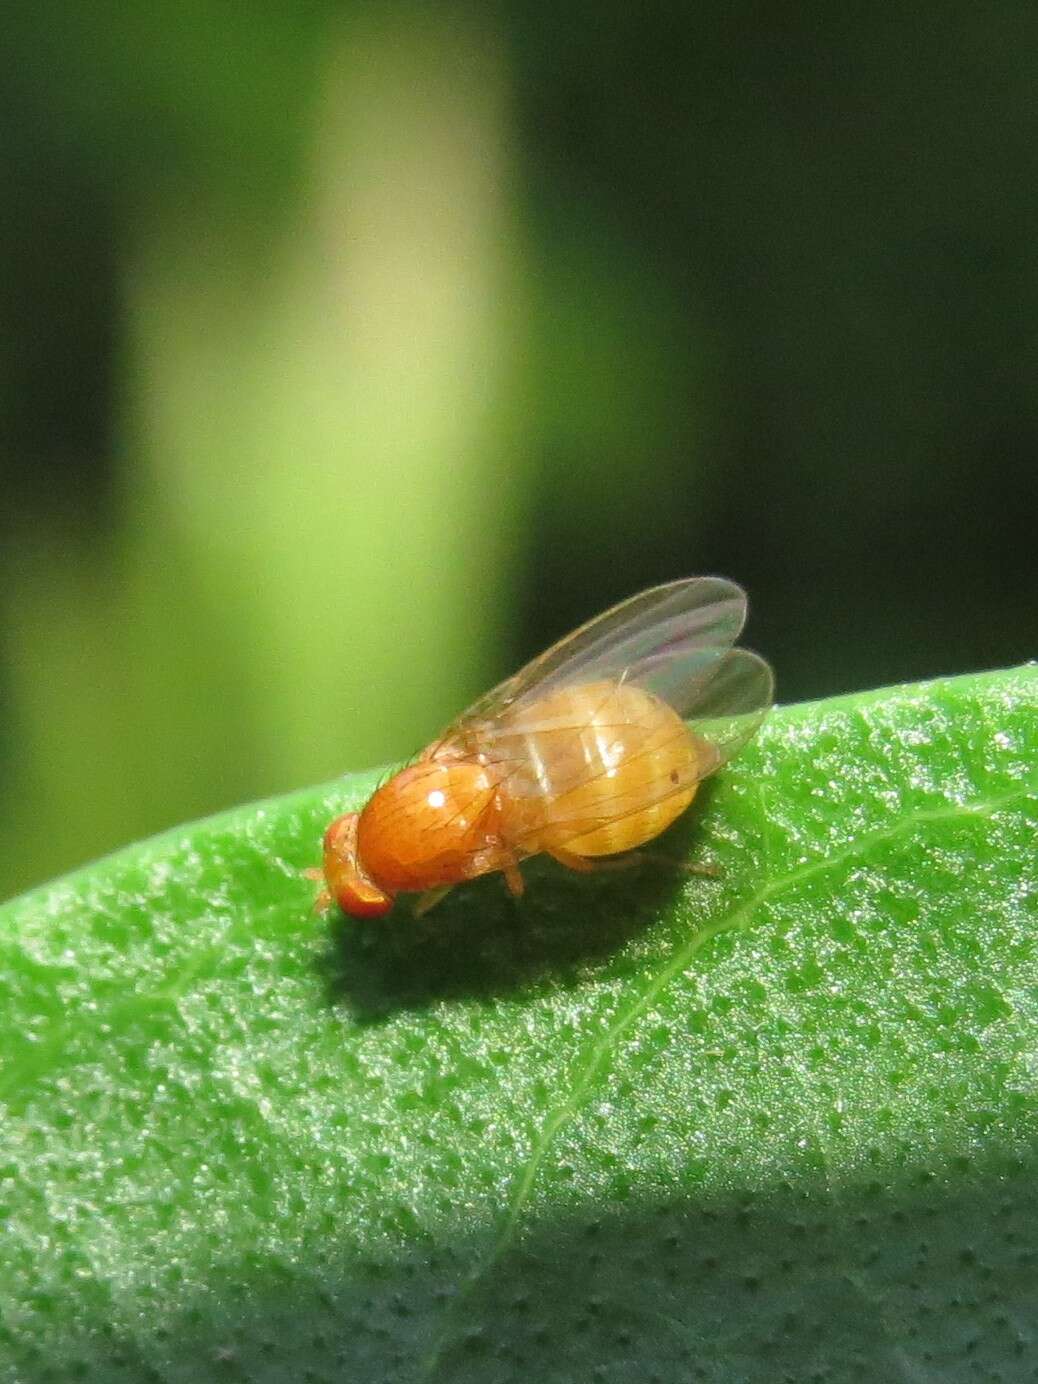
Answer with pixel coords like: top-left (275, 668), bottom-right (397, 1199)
top-left (645, 851), bottom-right (721, 878)
top-left (546, 845), bottom-right (643, 875)
top-left (414, 884), bottom-right (454, 917)
top-left (544, 845), bottom-right (597, 874)
top-left (418, 867), bottom-right (529, 915)
top-left (302, 866), bottom-right (333, 913)
top-left (546, 845), bottom-right (720, 878)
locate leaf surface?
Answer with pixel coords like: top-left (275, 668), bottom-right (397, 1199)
top-left (1, 666), bottom-right (1036, 1382)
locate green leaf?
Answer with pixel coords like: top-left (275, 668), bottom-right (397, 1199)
top-left (1, 666), bottom-right (1036, 1382)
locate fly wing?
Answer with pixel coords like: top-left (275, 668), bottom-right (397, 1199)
top-left (415, 578), bottom-right (774, 873)
top-left (664, 644), bottom-right (774, 768)
top-left (498, 644), bottom-right (773, 855)
top-left (430, 577), bottom-right (773, 857)
top-left (432, 576), bottom-right (750, 752)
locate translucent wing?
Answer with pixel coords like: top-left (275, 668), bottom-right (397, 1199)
top-left (434, 577), bottom-right (751, 746)
top-left (424, 577), bottom-right (773, 865)
top-left (496, 645), bottom-right (772, 851)
top-left (671, 645), bottom-right (774, 768)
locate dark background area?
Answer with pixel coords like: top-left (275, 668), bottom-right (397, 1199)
top-left (2, 1), bottom-right (1036, 898)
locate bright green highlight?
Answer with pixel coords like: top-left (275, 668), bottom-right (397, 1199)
top-left (1, 666), bottom-right (1035, 1381)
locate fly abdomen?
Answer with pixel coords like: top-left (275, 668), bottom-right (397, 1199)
top-left (496, 680), bottom-right (701, 858)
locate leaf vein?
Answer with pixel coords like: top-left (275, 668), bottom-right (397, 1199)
top-left (421, 779), bottom-right (1035, 1376)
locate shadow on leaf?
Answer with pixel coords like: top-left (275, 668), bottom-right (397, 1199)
top-left (21, 1136), bottom-right (1038, 1383)
top-left (317, 782), bottom-right (722, 1023)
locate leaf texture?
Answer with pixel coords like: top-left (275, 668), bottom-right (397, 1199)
top-left (0, 666), bottom-right (1036, 1382)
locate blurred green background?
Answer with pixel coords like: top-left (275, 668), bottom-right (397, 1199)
top-left (2, 2), bottom-right (1036, 901)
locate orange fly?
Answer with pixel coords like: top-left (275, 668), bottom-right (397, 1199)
top-left (319, 577), bottom-right (773, 918)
